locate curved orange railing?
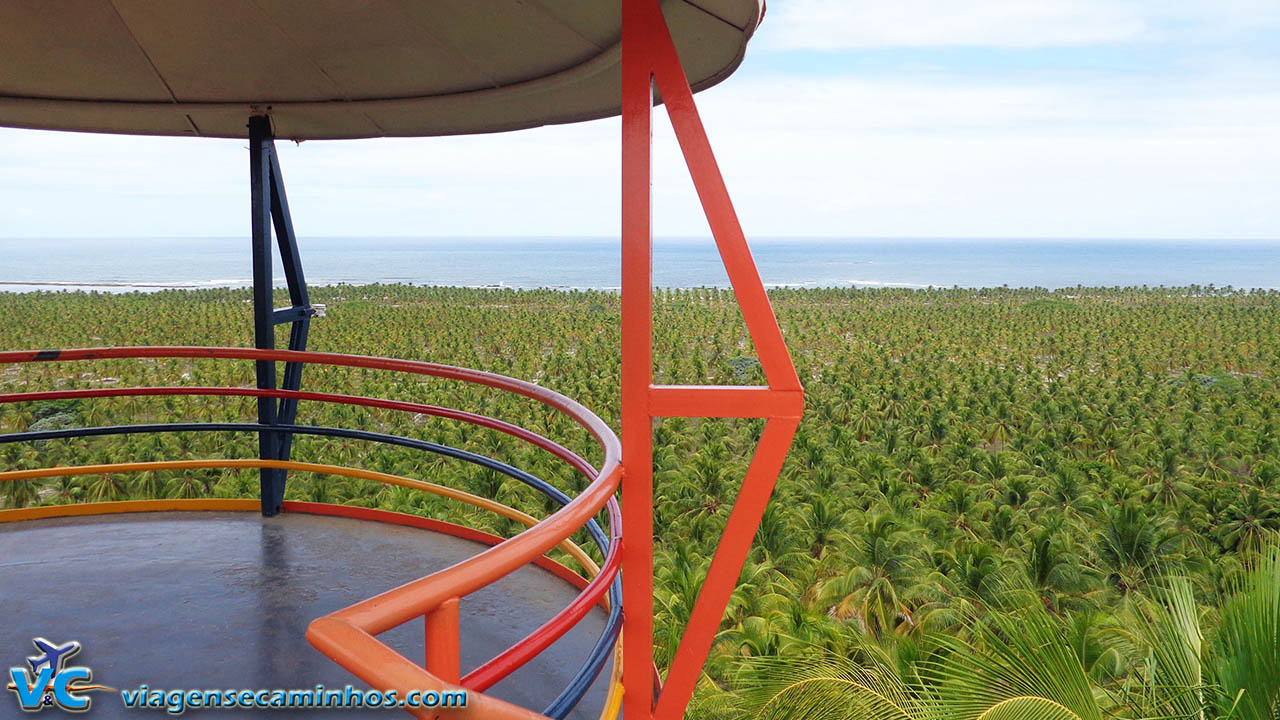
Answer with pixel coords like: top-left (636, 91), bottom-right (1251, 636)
top-left (0, 494), bottom-right (626, 720)
top-left (0, 347), bottom-right (624, 719)
top-left (0, 488), bottom-right (625, 720)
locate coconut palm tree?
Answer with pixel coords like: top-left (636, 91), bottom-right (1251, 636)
top-left (1095, 501), bottom-right (1185, 596)
top-left (731, 538), bottom-right (1280, 720)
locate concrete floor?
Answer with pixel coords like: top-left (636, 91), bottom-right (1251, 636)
top-left (0, 511), bottom-right (612, 718)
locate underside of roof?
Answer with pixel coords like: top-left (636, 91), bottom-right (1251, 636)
top-left (0, 0), bottom-right (762, 140)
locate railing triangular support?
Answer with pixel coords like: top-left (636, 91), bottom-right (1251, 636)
top-left (620, 2), bottom-right (805, 719)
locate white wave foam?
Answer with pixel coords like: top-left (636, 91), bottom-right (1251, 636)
top-left (847, 279), bottom-right (933, 288)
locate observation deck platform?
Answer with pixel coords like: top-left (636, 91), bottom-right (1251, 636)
top-left (0, 508), bottom-right (611, 719)
top-left (0, 2), bottom-right (802, 717)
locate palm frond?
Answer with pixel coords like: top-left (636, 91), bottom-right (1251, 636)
top-left (929, 608), bottom-right (1103, 720)
top-left (1213, 543), bottom-right (1280, 720)
top-left (973, 697), bottom-right (1086, 720)
top-left (735, 653), bottom-right (933, 720)
top-left (1123, 577), bottom-right (1208, 720)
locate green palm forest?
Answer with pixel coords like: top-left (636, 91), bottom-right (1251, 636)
top-left (2, 285), bottom-right (1279, 719)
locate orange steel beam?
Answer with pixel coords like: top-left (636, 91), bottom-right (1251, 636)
top-left (620, 0), bottom-right (656, 717)
top-left (648, 386), bottom-right (804, 419)
top-left (621, 2), bottom-right (804, 720)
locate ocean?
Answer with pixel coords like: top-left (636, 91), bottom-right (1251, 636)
top-left (1, 237), bottom-right (1277, 292)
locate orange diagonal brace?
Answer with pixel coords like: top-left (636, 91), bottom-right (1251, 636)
top-left (646, 17), bottom-right (800, 395)
top-left (652, 416), bottom-right (799, 720)
top-left (620, 2), bottom-right (805, 720)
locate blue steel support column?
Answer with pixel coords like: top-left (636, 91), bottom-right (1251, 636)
top-left (267, 130), bottom-right (310, 495)
top-left (248, 115), bottom-right (311, 516)
top-left (249, 115), bottom-right (280, 515)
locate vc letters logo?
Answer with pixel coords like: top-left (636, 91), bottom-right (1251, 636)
top-left (6, 639), bottom-right (113, 712)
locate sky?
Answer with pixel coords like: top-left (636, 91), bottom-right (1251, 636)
top-left (1, 0), bottom-right (1277, 240)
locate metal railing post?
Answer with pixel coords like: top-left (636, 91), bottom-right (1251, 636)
top-left (424, 597), bottom-right (462, 684)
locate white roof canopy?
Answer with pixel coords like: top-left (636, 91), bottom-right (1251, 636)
top-left (0, 0), bottom-right (762, 140)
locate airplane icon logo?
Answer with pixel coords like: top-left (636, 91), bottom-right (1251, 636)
top-left (27, 639), bottom-right (80, 678)
top-left (7, 638), bottom-right (113, 713)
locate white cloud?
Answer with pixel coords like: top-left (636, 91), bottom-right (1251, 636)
top-left (0, 54), bottom-right (1277, 240)
top-left (656, 71), bottom-right (1280, 238)
top-left (760, 0), bottom-right (1280, 50)
top-left (761, 0), bottom-right (1149, 50)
